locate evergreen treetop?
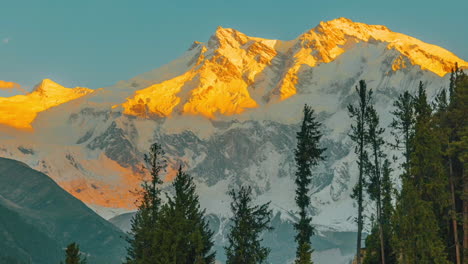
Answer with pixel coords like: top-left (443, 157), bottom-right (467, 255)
top-left (225, 186), bottom-right (273, 264)
top-left (156, 165), bottom-right (215, 264)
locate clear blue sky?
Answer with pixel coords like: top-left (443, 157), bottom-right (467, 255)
top-left (1, 0), bottom-right (467, 91)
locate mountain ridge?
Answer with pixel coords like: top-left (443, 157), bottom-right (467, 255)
top-left (1, 18), bottom-right (466, 130)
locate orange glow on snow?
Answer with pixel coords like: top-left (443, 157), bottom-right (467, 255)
top-left (2, 19), bottom-right (467, 126)
top-left (0, 79), bottom-right (92, 129)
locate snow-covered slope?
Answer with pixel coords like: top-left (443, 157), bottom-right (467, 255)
top-left (0, 79), bottom-right (92, 130)
top-left (0, 17), bottom-right (466, 263)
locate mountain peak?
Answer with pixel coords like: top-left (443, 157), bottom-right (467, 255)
top-left (33, 79), bottom-right (91, 97)
top-left (208, 26), bottom-right (250, 48)
top-left (312, 17), bottom-right (391, 39)
top-left (319, 17), bottom-right (354, 27)
top-left (0, 79), bottom-right (93, 129)
top-left (215, 26), bottom-right (239, 35)
top-left (33, 78), bottom-right (63, 93)
top-left (300, 17), bottom-right (467, 77)
top-left (319, 17), bottom-right (389, 32)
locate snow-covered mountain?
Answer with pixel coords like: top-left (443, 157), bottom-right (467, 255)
top-left (0, 17), bottom-right (466, 263)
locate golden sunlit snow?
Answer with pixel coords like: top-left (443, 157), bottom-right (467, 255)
top-left (1, 18), bottom-right (466, 127)
top-left (0, 79), bottom-right (92, 129)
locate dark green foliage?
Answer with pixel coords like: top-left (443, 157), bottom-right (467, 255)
top-left (295, 242), bottom-right (313, 264)
top-left (125, 143), bottom-right (167, 264)
top-left (412, 82), bottom-right (449, 216)
top-left (391, 82), bottom-right (450, 263)
top-left (294, 104), bottom-right (326, 264)
top-left (392, 180), bottom-right (449, 264)
top-left (363, 223), bottom-right (382, 264)
top-left (155, 166), bottom-right (215, 264)
top-left (347, 80), bottom-right (372, 264)
top-left (434, 86), bottom-right (462, 264)
top-left (225, 186), bottom-right (273, 264)
top-left (445, 65), bottom-right (468, 263)
top-left (63, 243), bottom-right (87, 264)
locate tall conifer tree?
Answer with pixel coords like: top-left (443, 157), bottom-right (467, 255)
top-left (392, 82), bottom-right (450, 263)
top-left (125, 143), bottom-right (167, 264)
top-left (294, 105), bottom-right (326, 264)
top-left (445, 66), bottom-right (468, 262)
top-left (347, 80), bottom-right (372, 264)
top-left (389, 89), bottom-right (416, 264)
top-left (434, 86), bottom-right (462, 264)
top-left (364, 104), bottom-right (389, 264)
top-left (412, 82), bottom-right (449, 217)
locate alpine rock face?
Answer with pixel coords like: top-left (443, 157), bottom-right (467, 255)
top-left (0, 17), bottom-right (466, 263)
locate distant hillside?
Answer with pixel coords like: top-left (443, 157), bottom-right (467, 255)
top-left (0, 157), bottom-right (127, 264)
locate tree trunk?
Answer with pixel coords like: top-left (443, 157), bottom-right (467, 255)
top-left (379, 224), bottom-right (385, 264)
top-left (449, 159), bottom-right (461, 264)
top-left (378, 201), bottom-right (386, 264)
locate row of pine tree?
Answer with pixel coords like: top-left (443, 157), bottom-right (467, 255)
top-left (351, 65), bottom-right (467, 264)
top-left (60, 66), bottom-right (466, 264)
top-left (122, 143), bottom-right (277, 264)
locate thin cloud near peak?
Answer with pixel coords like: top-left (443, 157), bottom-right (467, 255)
top-left (0, 80), bottom-right (21, 90)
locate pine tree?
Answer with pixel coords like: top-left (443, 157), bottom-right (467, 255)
top-left (392, 82), bottom-right (450, 263)
top-left (364, 103), bottom-right (389, 264)
top-left (392, 179), bottom-right (448, 264)
top-left (347, 80), bottom-right (372, 264)
top-left (434, 86), bottom-right (462, 264)
top-left (294, 104), bottom-right (326, 264)
top-left (412, 82), bottom-right (450, 220)
top-left (225, 186), bottom-right (273, 264)
top-left (389, 89), bottom-right (416, 264)
top-left (156, 166), bottom-right (215, 264)
top-left (125, 143), bottom-right (167, 264)
top-left (63, 243), bottom-right (86, 264)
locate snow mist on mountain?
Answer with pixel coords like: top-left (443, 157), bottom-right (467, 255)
top-left (0, 17), bottom-right (466, 263)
